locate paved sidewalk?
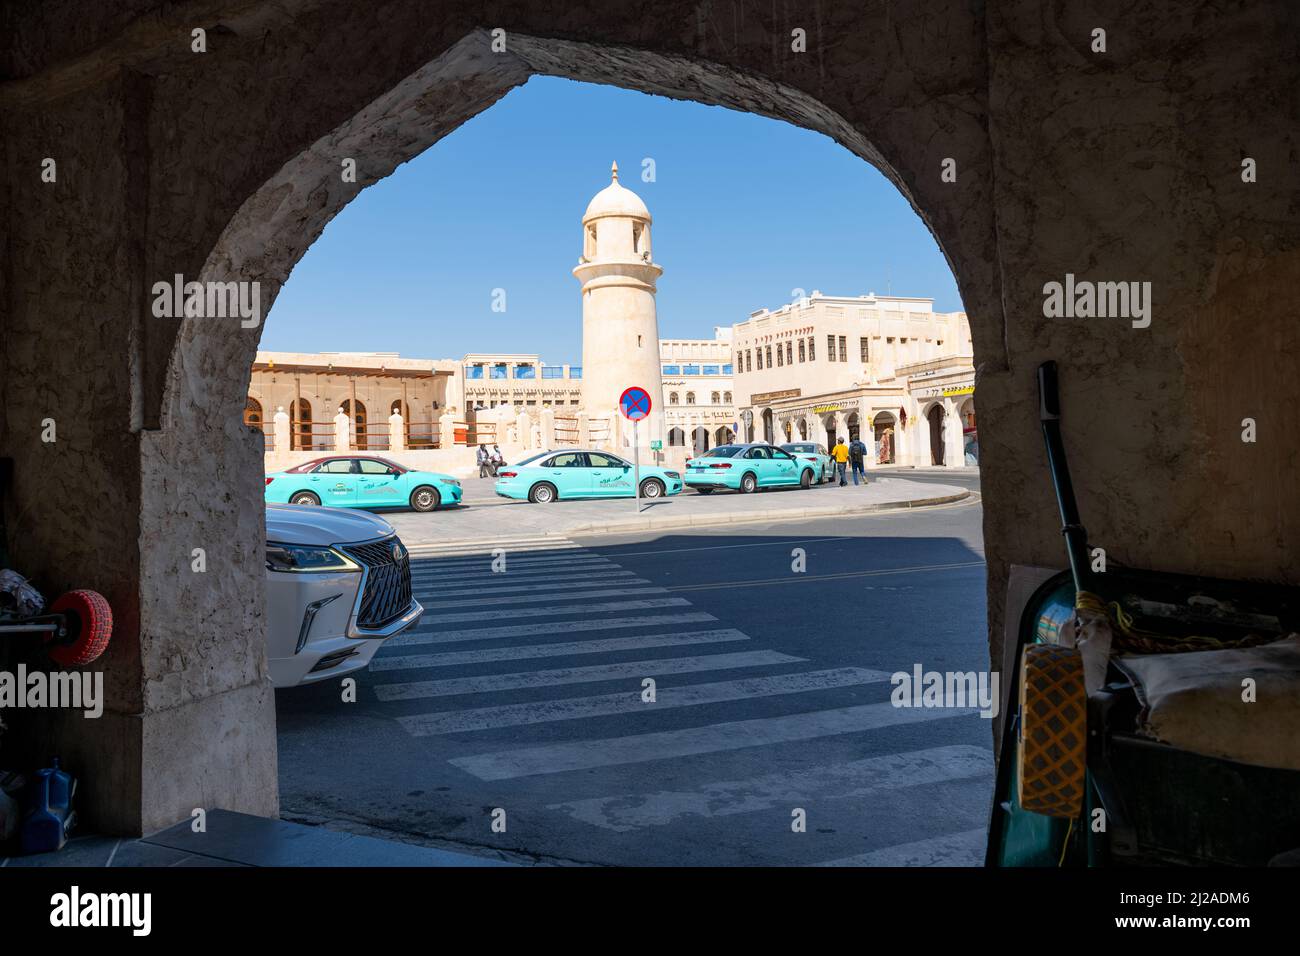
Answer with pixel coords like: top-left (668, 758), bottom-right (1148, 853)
top-left (385, 476), bottom-right (971, 549)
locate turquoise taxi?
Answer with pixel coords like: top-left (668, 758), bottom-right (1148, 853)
top-left (683, 443), bottom-right (819, 494)
top-left (495, 449), bottom-right (682, 503)
top-left (264, 455), bottom-right (462, 512)
top-left (780, 442), bottom-right (835, 483)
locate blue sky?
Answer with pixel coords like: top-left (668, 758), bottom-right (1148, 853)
top-left (263, 76), bottom-right (962, 362)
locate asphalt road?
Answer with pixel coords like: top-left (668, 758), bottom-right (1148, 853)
top-left (275, 483), bottom-right (992, 866)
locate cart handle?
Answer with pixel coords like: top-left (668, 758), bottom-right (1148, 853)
top-left (1038, 361), bottom-right (1092, 595)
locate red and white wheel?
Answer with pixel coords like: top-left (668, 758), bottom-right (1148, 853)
top-left (45, 589), bottom-right (112, 666)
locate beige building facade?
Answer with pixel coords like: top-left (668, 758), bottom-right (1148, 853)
top-left (732, 291), bottom-right (976, 467)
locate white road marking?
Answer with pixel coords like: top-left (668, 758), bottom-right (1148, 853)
top-left (409, 597), bottom-right (688, 627)
top-left (546, 745), bottom-right (992, 831)
top-left (370, 629), bottom-right (750, 671)
top-left (451, 702), bottom-right (978, 780)
top-left (809, 828), bottom-right (987, 867)
top-left (412, 577), bottom-right (651, 600)
top-left (411, 550), bottom-right (596, 570)
top-left (410, 559), bottom-right (617, 581)
top-left (373, 650), bottom-right (804, 700)
top-left (387, 612), bottom-right (717, 647)
top-left (399, 667), bottom-right (891, 736)
top-left (416, 585), bottom-right (666, 610)
top-left (414, 570), bottom-right (639, 593)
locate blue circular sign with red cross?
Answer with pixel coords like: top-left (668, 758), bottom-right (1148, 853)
top-left (619, 386), bottom-right (652, 422)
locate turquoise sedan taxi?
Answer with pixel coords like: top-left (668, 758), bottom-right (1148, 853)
top-left (495, 449), bottom-right (683, 503)
top-left (265, 455), bottom-right (462, 512)
top-left (683, 443), bottom-right (818, 494)
top-left (780, 442), bottom-right (835, 483)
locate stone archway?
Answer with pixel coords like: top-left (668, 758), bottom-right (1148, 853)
top-left (5, 2), bottom-right (1297, 836)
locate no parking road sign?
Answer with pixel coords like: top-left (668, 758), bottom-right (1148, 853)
top-left (619, 386), bottom-right (652, 422)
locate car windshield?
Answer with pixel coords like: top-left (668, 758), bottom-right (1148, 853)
top-left (783, 444), bottom-right (817, 453)
top-left (701, 445), bottom-right (743, 458)
top-left (513, 452), bottom-right (551, 467)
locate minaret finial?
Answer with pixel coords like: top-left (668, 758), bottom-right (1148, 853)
top-left (610, 160), bottom-right (619, 182)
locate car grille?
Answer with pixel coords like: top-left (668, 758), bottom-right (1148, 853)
top-left (340, 536), bottom-right (412, 629)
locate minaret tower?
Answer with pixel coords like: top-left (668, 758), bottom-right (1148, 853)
top-left (574, 161), bottom-right (664, 447)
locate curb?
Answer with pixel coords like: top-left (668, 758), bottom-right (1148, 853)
top-left (566, 490), bottom-right (973, 537)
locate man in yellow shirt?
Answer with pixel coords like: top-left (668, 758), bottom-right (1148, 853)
top-left (831, 438), bottom-right (850, 486)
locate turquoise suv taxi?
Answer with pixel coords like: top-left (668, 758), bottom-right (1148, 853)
top-left (683, 443), bottom-right (818, 494)
top-left (495, 449), bottom-right (683, 503)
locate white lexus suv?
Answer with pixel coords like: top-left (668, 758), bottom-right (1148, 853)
top-left (265, 503), bottom-right (423, 688)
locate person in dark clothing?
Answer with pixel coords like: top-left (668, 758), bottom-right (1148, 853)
top-left (849, 437), bottom-right (869, 485)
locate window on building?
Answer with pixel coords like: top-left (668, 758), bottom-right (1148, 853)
top-left (541, 366), bottom-right (565, 379)
top-left (703, 365), bottom-right (719, 375)
top-left (798, 339), bottom-right (806, 362)
top-left (490, 364), bottom-right (508, 379)
top-left (765, 346), bottom-right (773, 367)
top-left (746, 351), bottom-right (752, 372)
top-left (569, 366), bottom-right (582, 379)
top-left (722, 363), bottom-right (733, 375)
top-left (786, 341), bottom-right (793, 365)
top-left (514, 365), bottom-right (536, 379)
top-left (668, 427), bottom-right (685, 446)
top-left (711, 391), bottom-right (720, 404)
top-left (466, 365), bottom-right (484, 379)
top-left (683, 364), bottom-right (700, 375)
top-left (776, 345), bottom-right (783, 367)
top-left (724, 391), bottom-right (732, 404)
top-left (838, 336), bottom-right (848, 362)
top-left (756, 349), bottom-right (763, 370)
top-left (827, 335), bottom-right (836, 362)
top-left (808, 337), bottom-right (815, 361)
top-left (860, 337), bottom-right (870, 362)
top-left (686, 392), bottom-right (696, 405)
top-left (570, 399), bottom-right (580, 405)
top-left (669, 392), bottom-right (679, 405)
top-left (662, 365), bottom-right (681, 375)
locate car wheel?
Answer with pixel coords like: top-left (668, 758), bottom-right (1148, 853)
top-left (409, 485), bottom-right (440, 512)
top-left (800, 468), bottom-right (813, 489)
top-left (529, 482), bottom-right (558, 504)
top-left (740, 472), bottom-right (758, 494)
top-left (695, 487), bottom-right (714, 495)
top-left (640, 478), bottom-right (665, 499)
top-left (290, 491), bottom-right (321, 506)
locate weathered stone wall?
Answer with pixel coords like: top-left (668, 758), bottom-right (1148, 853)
top-left (1, 0), bottom-right (1296, 833)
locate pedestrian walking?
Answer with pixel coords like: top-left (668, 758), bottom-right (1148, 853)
top-left (849, 436), bottom-right (869, 485)
top-left (831, 438), bottom-right (849, 486)
top-left (477, 443), bottom-right (492, 478)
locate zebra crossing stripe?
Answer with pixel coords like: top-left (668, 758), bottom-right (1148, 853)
top-left (808, 827), bottom-right (987, 867)
top-left (386, 612), bottom-right (717, 647)
top-left (545, 745), bottom-right (993, 831)
top-left (412, 577), bottom-right (652, 601)
top-left (417, 585), bottom-right (666, 610)
top-left (411, 551), bottom-right (596, 570)
top-left (373, 650), bottom-right (804, 701)
top-left (410, 560), bottom-right (616, 581)
top-left (369, 629), bottom-right (751, 671)
top-left (405, 537), bottom-right (576, 555)
top-left (398, 667), bottom-right (891, 736)
top-left (408, 597), bottom-right (689, 628)
top-left (450, 701), bottom-right (979, 780)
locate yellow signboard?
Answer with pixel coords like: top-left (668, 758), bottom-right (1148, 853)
top-left (942, 385), bottom-right (974, 397)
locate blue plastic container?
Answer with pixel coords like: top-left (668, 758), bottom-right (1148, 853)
top-left (20, 757), bottom-right (77, 854)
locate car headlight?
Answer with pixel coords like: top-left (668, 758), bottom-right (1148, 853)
top-left (266, 541), bottom-right (360, 573)
top-left (440, 478), bottom-right (461, 488)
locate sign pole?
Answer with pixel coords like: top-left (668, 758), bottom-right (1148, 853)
top-left (633, 417), bottom-right (641, 514)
